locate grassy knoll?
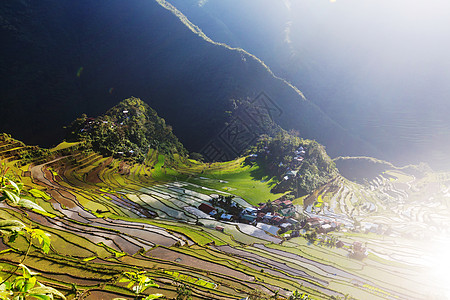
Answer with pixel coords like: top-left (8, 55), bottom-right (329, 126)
top-left (62, 147), bottom-right (284, 207)
top-left (50, 141), bottom-right (82, 152)
top-left (183, 158), bottom-right (284, 205)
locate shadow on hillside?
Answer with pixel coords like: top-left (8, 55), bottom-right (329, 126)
top-left (334, 157), bottom-right (395, 184)
top-left (248, 163), bottom-right (278, 188)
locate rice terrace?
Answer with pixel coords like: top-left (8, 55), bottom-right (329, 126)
top-left (2, 1), bottom-right (450, 299)
top-left (0, 100), bottom-right (449, 299)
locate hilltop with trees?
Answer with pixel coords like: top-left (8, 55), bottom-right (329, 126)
top-left (249, 132), bottom-right (338, 196)
top-left (65, 97), bottom-right (187, 162)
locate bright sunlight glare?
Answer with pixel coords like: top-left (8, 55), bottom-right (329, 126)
top-left (424, 237), bottom-right (450, 299)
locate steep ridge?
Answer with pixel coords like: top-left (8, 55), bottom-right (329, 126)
top-left (0, 0), bottom-right (374, 161)
top-left (166, 0), bottom-right (450, 169)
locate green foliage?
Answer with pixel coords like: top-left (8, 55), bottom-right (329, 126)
top-left (65, 97), bottom-right (187, 163)
top-left (21, 228), bottom-right (51, 254)
top-left (0, 135), bottom-right (49, 166)
top-left (118, 271), bottom-right (161, 296)
top-left (1, 223), bottom-right (51, 254)
top-left (305, 231), bottom-right (317, 244)
top-left (289, 290), bottom-right (311, 300)
top-left (175, 282), bottom-right (192, 300)
top-left (0, 170), bottom-right (51, 253)
top-left (17, 147), bottom-right (50, 165)
top-left (0, 192), bottom-right (61, 300)
top-left (0, 220), bottom-right (25, 239)
top-left (295, 141), bottom-right (337, 195)
top-left (0, 165), bottom-right (46, 213)
top-left (251, 133), bottom-right (337, 196)
top-left (0, 264), bottom-right (65, 300)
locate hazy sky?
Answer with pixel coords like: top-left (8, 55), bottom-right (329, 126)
top-left (276, 0), bottom-right (450, 167)
top-left (192, 0), bottom-right (450, 167)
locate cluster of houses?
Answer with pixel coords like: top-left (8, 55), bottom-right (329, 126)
top-left (293, 146), bottom-right (306, 163)
top-left (80, 110), bottom-right (130, 133)
top-left (197, 195), bottom-right (347, 237)
top-left (282, 146), bottom-right (306, 181)
top-left (247, 145), bottom-right (307, 183)
top-left (197, 196), bottom-right (301, 232)
top-left (197, 195), bottom-right (369, 259)
top-left (303, 217), bottom-right (341, 234)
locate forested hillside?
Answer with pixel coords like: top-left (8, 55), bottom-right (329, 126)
top-left (168, 0), bottom-right (450, 169)
top-left (0, 0), bottom-right (373, 161)
top-left (65, 97), bottom-right (186, 162)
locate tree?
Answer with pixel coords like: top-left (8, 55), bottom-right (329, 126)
top-left (176, 282), bottom-right (192, 300)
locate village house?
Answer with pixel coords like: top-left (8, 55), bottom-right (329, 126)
top-left (306, 217), bottom-right (322, 229)
top-left (272, 215), bottom-right (284, 225)
top-left (286, 218), bottom-right (299, 226)
top-left (350, 241), bottom-right (368, 259)
top-left (220, 213), bottom-right (233, 221)
top-left (242, 207), bottom-right (257, 215)
top-left (262, 212), bottom-right (274, 223)
top-left (198, 203), bottom-right (217, 216)
top-left (241, 214), bottom-right (256, 223)
top-left (317, 223), bottom-right (333, 234)
top-left (280, 222), bottom-right (293, 232)
top-left (281, 199), bottom-right (293, 208)
top-left (284, 170), bottom-right (298, 179)
top-left (240, 207), bottom-right (257, 223)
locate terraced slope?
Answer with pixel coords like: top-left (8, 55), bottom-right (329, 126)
top-left (0, 136), bottom-right (448, 299)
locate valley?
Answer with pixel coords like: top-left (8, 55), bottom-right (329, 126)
top-left (1, 1), bottom-right (449, 299)
top-left (1, 131), bottom-right (448, 299)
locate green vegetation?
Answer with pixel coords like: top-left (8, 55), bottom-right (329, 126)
top-left (118, 271), bottom-right (163, 298)
top-left (65, 97), bottom-right (187, 162)
top-left (0, 134), bottom-right (49, 166)
top-left (1, 1), bottom-right (447, 298)
top-left (185, 158), bottom-right (284, 205)
top-left (0, 98), bottom-right (444, 300)
top-left (0, 263), bottom-right (66, 300)
top-left (250, 132), bottom-right (337, 196)
top-left (0, 176), bottom-right (64, 300)
top-left (0, 164), bottom-right (46, 214)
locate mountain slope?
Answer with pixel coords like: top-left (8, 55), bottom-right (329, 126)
top-left (0, 0), bottom-right (374, 161)
top-left (167, 0), bottom-right (450, 168)
top-left (0, 130), bottom-right (446, 299)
